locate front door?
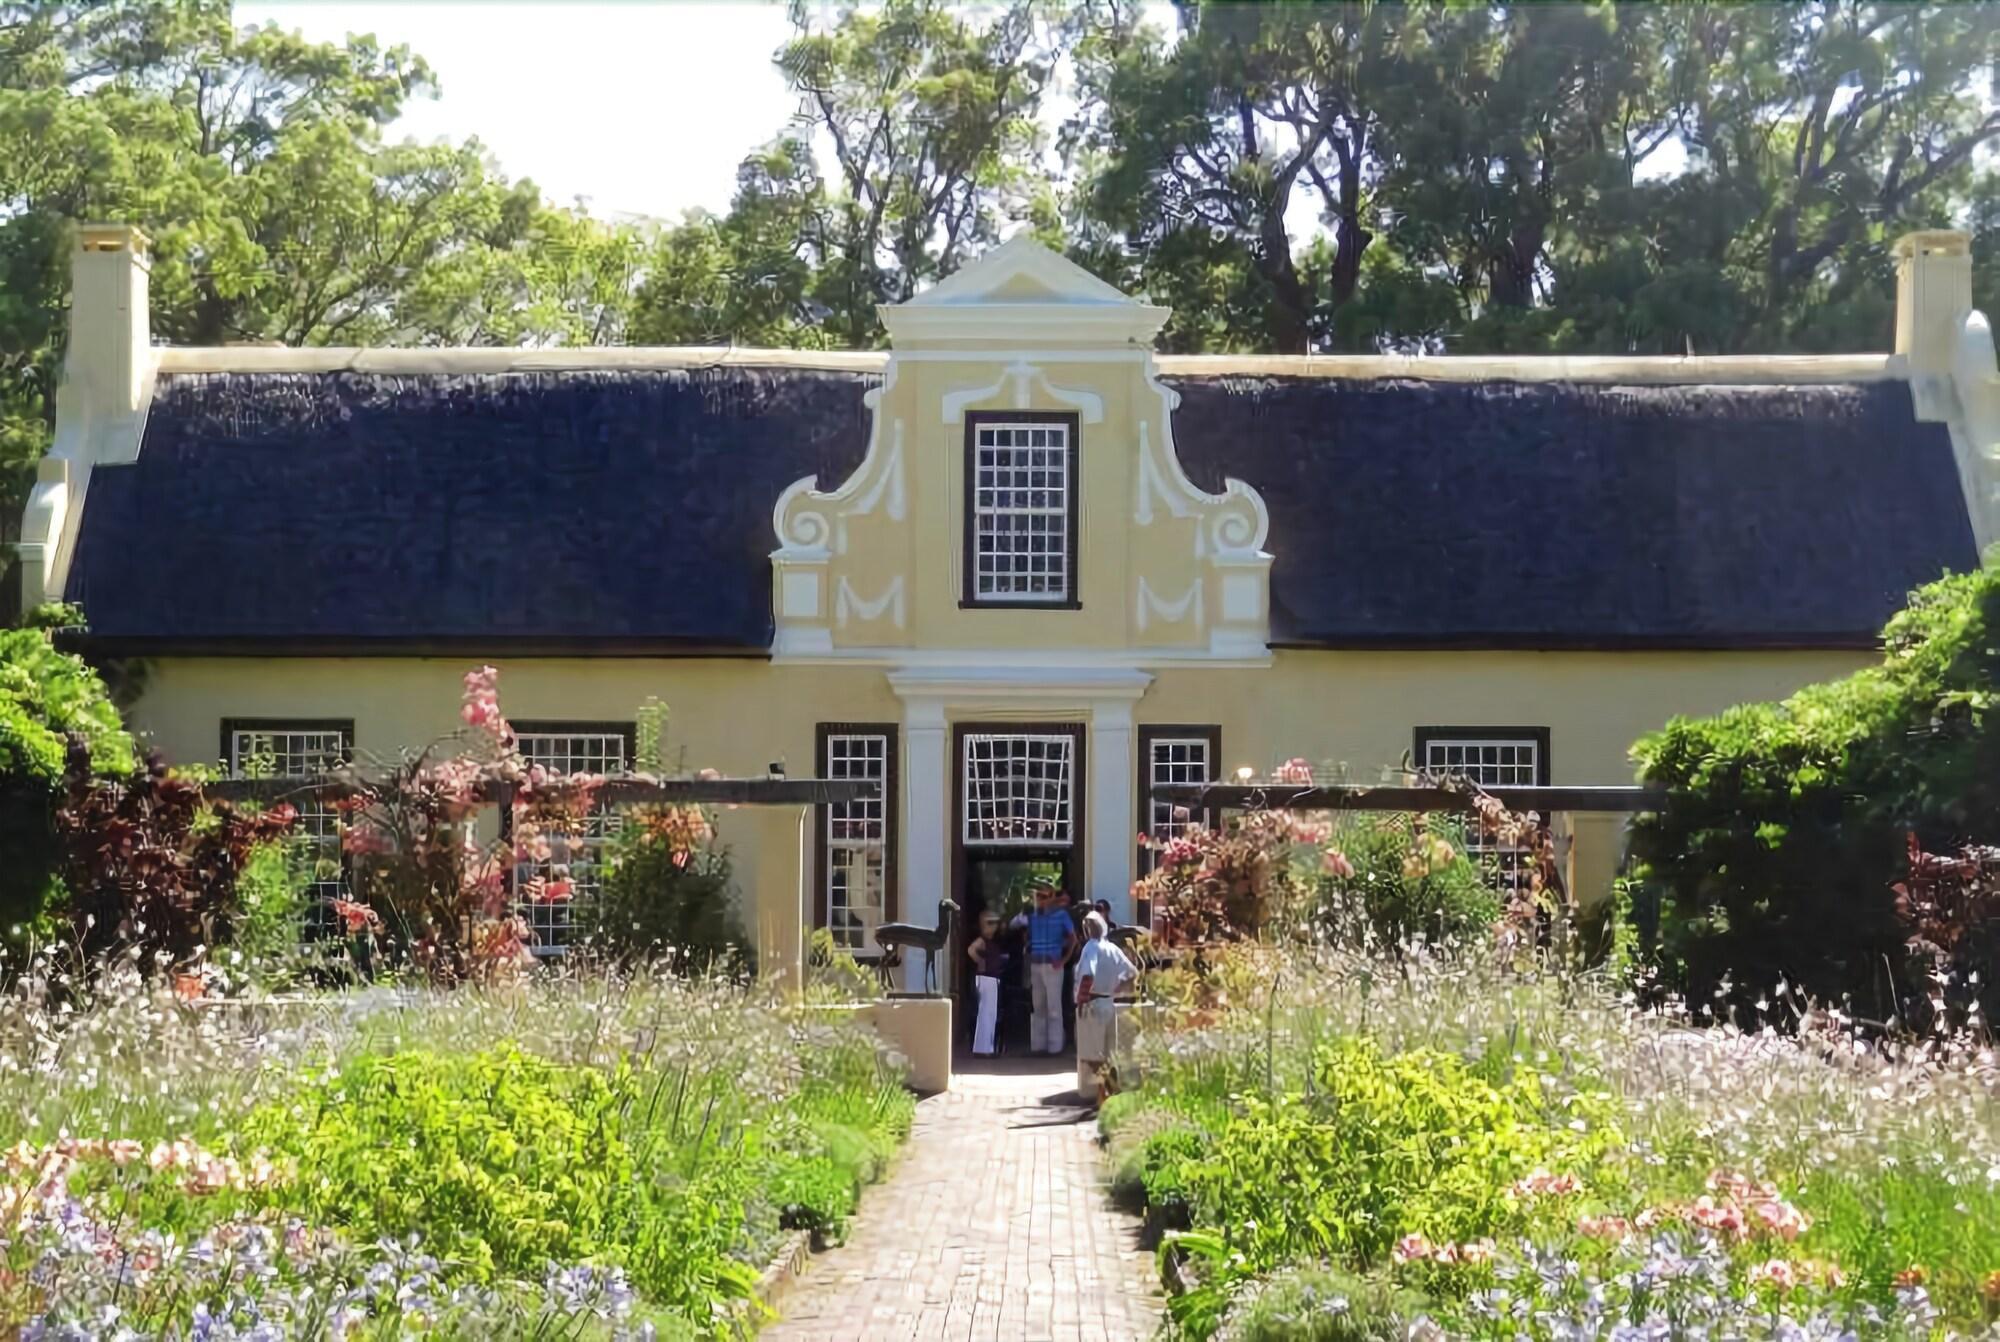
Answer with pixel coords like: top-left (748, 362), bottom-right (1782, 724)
top-left (950, 722), bottom-right (1086, 1049)
top-left (957, 850), bottom-right (1073, 1054)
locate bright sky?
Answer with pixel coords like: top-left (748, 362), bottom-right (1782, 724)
top-left (236, 2), bottom-right (829, 221)
top-left (234, 1), bottom-right (1150, 224)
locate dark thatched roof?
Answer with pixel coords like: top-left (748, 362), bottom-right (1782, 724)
top-left (62, 366), bottom-right (1977, 653)
top-left (1166, 376), bottom-right (1977, 649)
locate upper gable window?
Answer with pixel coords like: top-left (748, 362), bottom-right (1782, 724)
top-left (963, 411), bottom-right (1080, 608)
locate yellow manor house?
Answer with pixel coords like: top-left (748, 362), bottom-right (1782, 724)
top-left (21, 224), bottom-right (2000, 990)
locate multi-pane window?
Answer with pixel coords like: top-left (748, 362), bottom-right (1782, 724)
top-left (965, 414), bottom-right (1077, 606)
top-left (1416, 728), bottom-right (1549, 871)
top-left (512, 724), bottom-right (631, 955)
top-left (1138, 727), bottom-right (1219, 875)
top-left (818, 726), bottom-right (897, 952)
top-left (963, 732), bottom-right (1077, 846)
top-left (223, 720), bottom-right (352, 938)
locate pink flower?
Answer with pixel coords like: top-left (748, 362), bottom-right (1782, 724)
top-left (330, 899), bottom-right (380, 935)
top-left (1391, 1233), bottom-right (1434, 1265)
top-left (1689, 1195), bottom-right (1747, 1238)
top-left (1321, 848), bottom-right (1355, 879)
top-left (1749, 1259), bottom-right (1797, 1292)
top-left (1750, 1198), bottom-right (1812, 1240)
top-left (1577, 1214), bottom-right (1633, 1240)
top-left (1510, 1168), bottom-right (1584, 1200)
top-left (340, 824), bottom-right (393, 856)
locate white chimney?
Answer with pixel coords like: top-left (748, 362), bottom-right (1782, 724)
top-left (67, 222), bottom-right (152, 417)
top-left (1894, 229), bottom-right (1972, 377)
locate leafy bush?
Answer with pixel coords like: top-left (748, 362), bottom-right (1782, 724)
top-left (228, 838), bottom-right (321, 987)
top-left (1314, 814), bottom-right (1499, 947)
top-left (56, 744), bottom-right (297, 971)
top-left (590, 813), bottom-right (750, 969)
top-left (245, 1045), bottom-right (642, 1279)
top-left (1630, 564), bottom-right (2000, 1021)
top-left (1217, 1263), bottom-right (1432, 1342)
top-left (771, 1154), bottom-right (858, 1235)
top-left (0, 624), bottom-right (132, 936)
top-left (1175, 1037), bottom-right (1621, 1275)
top-left (805, 925), bottom-right (880, 1000)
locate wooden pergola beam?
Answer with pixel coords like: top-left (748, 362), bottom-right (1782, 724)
top-left (204, 776), bottom-right (879, 807)
top-left (1150, 782), bottom-right (1665, 813)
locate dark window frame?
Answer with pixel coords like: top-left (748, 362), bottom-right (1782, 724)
top-left (1136, 724), bottom-right (1223, 876)
top-left (814, 722), bottom-right (901, 946)
top-left (1412, 726), bottom-right (1552, 786)
top-left (960, 409), bottom-right (1082, 610)
top-left (950, 720), bottom-right (1088, 945)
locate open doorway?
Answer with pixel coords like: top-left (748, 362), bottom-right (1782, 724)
top-left (958, 850), bottom-right (1072, 1056)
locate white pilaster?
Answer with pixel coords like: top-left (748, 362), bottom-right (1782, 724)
top-left (900, 698), bottom-right (950, 994)
top-left (1089, 702), bottom-right (1135, 922)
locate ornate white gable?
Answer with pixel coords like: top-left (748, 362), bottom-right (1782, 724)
top-left (771, 237), bottom-right (1272, 664)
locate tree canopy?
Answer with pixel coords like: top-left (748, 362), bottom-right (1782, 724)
top-left (5, 0), bottom-right (2000, 497)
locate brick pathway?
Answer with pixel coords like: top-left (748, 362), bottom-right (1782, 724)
top-left (763, 1058), bottom-right (1163, 1341)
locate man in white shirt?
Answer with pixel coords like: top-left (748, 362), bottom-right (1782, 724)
top-left (1072, 910), bottom-right (1137, 1105)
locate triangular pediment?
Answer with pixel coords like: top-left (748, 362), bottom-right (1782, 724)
top-left (908, 235), bottom-right (1136, 307)
top-left (882, 234), bottom-right (1170, 348)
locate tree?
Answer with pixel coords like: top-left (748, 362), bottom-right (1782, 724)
top-left (0, 619), bottom-right (134, 940)
top-left (0, 0), bottom-right (641, 506)
top-left (776, 0), bottom-right (1059, 345)
top-left (1683, 2), bottom-right (2000, 347)
top-left (1371, 4), bottom-right (1674, 342)
top-left (630, 138), bottom-right (838, 349)
top-left (1078, 1), bottom-right (1403, 353)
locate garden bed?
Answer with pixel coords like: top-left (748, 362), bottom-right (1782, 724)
top-left (0, 965), bottom-right (913, 1338)
top-left (1105, 941), bottom-right (2000, 1341)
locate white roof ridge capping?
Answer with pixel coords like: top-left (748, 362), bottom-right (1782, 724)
top-left (152, 345), bottom-right (1901, 385)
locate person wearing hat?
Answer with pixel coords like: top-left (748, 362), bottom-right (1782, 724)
top-left (1025, 882), bottom-right (1077, 1054)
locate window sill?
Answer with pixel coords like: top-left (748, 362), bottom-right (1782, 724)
top-left (958, 600), bottom-right (1084, 611)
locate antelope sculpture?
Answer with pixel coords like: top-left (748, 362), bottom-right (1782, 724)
top-left (874, 899), bottom-right (959, 995)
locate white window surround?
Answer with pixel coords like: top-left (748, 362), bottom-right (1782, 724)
top-left (820, 728), bottom-right (894, 952)
top-left (887, 666), bottom-right (1150, 994)
top-left (513, 726), bottom-right (631, 956)
top-left (1141, 731), bottom-right (1216, 875)
top-left (962, 731), bottom-right (1077, 846)
top-left (967, 418), bottom-right (1075, 606)
top-left (225, 723), bottom-right (350, 939)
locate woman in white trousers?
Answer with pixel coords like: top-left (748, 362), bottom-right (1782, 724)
top-left (966, 913), bottom-right (1006, 1056)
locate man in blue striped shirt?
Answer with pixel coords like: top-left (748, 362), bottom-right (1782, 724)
top-left (1026, 882), bottom-right (1078, 1054)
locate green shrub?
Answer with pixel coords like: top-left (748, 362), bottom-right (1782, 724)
top-left (589, 822), bottom-right (751, 969)
top-left (0, 624), bottom-right (132, 937)
top-left (1218, 1263), bottom-right (1433, 1342)
top-left (244, 1046), bottom-right (640, 1279)
top-left (771, 1154), bottom-right (858, 1235)
top-left (1179, 1037), bottom-right (1621, 1274)
top-left (230, 839), bottom-right (318, 987)
top-left (1630, 563), bottom-right (2000, 1020)
top-left (1316, 814), bottom-right (1499, 947)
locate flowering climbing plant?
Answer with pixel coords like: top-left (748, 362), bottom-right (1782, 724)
top-left (333, 667), bottom-right (601, 982)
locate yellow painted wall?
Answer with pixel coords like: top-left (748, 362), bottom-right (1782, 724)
top-left (129, 645), bottom-right (1870, 926)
